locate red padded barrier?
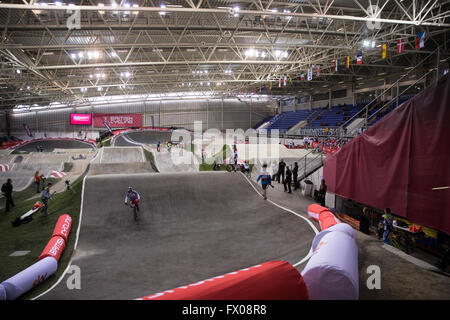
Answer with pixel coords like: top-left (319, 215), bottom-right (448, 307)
top-left (38, 236), bottom-right (66, 262)
top-left (51, 214), bottom-right (72, 244)
top-left (139, 260), bottom-right (309, 300)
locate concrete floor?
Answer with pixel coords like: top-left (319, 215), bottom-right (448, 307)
top-left (39, 172), bottom-right (316, 299)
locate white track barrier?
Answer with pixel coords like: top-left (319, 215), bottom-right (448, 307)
top-left (0, 284), bottom-right (6, 300)
top-left (301, 231), bottom-right (359, 300)
top-left (312, 223), bottom-right (356, 251)
top-left (0, 257), bottom-right (58, 300)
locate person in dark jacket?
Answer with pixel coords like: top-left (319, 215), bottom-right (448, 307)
top-left (318, 179), bottom-right (327, 206)
top-left (277, 159), bottom-right (286, 183)
top-left (293, 162), bottom-right (299, 190)
top-left (284, 166), bottom-right (292, 193)
top-left (1, 179), bottom-right (14, 212)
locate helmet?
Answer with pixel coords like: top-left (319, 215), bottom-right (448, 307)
top-left (128, 187), bottom-right (133, 191)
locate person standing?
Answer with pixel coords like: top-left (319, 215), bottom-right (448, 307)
top-left (156, 141), bottom-right (161, 152)
top-left (277, 159), bottom-right (286, 183)
top-left (1, 179), bottom-right (14, 212)
top-left (382, 208), bottom-right (394, 245)
top-left (34, 171), bottom-right (41, 193)
top-left (284, 166), bottom-right (292, 194)
top-left (292, 162), bottom-right (299, 190)
top-left (201, 148), bottom-right (206, 163)
top-left (257, 164), bottom-right (273, 200)
top-left (318, 179), bottom-right (327, 206)
top-left (41, 183), bottom-right (53, 216)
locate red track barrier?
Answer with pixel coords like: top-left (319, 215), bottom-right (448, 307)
top-left (51, 214), bottom-right (72, 243)
top-left (139, 260), bottom-right (309, 300)
top-left (38, 236), bottom-right (66, 262)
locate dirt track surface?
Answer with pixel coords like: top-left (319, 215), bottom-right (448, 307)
top-left (13, 139), bottom-right (94, 152)
top-left (123, 131), bottom-right (172, 145)
top-left (38, 172), bottom-right (315, 299)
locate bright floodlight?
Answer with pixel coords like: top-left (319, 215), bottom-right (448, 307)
top-left (363, 40), bottom-right (370, 47)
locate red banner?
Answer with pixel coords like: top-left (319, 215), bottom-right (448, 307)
top-left (93, 113), bottom-right (142, 128)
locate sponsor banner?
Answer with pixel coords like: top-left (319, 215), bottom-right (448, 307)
top-left (139, 260), bottom-right (309, 300)
top-left (52, 214), bottom-right (72, 244)
top-left (70, 113), bottom-right (92, 125)
top-left (93, 113), bottom-right (142, 128)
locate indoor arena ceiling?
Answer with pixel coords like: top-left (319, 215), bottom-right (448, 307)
top-left (0, 0), bottom-right (449, 109)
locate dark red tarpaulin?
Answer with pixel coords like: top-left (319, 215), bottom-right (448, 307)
top-left (324, 74), bottom-right (450, 233)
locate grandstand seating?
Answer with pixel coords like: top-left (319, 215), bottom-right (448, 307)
top-left (264, 98), bottom-right (411, 133)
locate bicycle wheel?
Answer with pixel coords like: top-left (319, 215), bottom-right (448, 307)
top-left (133, 206), bottom-right (138, 221)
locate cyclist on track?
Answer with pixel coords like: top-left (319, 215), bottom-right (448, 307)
top-left (124, 187), bottom-right (141, 212)
top-left (257, 164), bottom-right (273, 200)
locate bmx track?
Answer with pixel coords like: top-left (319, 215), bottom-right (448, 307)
top-left (36, 171), bottom-right (316, 299)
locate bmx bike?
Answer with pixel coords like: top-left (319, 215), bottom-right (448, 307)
top-left (126, 201), bottom-right (140, 221)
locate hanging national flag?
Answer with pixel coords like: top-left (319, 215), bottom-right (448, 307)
top-left (316, 65), bottom-right (320, 77)
top-left (289, 76), bottom-right (293, 85)
top-left (269, 81), bottom-right (272, 90)
top-left (397, 38), bottom-right (405, 54)
top-left (307, 68), bottom-right (312, 81)
top-left (283, 75), bottom-right (287, 86)
top-left (416, 31), bottom-right (425, 49)
top-left (356, 52), bottom-right (363, 65)
top-left (278, 77), bottom-right (281, 88)
top-left (346, 56), bottom-right (350, 69)
top-left (334, 60), bottom-right (338, 72)
top-left (300, 71), bottom-right (305, 80)
top-left (381, 44), bottom-right (387, 59)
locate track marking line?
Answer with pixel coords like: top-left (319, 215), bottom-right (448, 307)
top-left (240, 172), bottom-right (318, 268)
top-left (31, 176), bottom-right (87, 300)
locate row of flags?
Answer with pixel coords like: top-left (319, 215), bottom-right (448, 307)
top-left (252, 32), bottom-right (426, 91)
top-left (333, 32), bottom-right (426, 72)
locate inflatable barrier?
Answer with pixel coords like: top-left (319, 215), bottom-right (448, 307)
top-left (312, 223), bottom-right (356, 251)
top-left (0, 284), bottom-right (6, 300)
top-left (307, 203), bottom-right (323, 221)
top-left (319, 210), bottom-right (340, 231)
top-left (38, 236), bottom-right (66, 262)
top-left (139, 260), bottom-right (309, 300)
top-left (301, 231), bottom-right (359, 300)
top-left (51, 214), bottom-right (72, 243)
top-left (0, 257), bottom-right (58, 300)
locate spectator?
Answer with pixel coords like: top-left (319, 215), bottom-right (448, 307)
top-left (317, 179), bottom-right (327, 206)
top-left (360, 207), bottom-right (371, 234)
top-left (34, 171), bottom-right (41, 193)
top-left (292, 162), bottom-right (299, 190)
top-left (1, 178), bottom-right (14, 212)
top-left (381, 208), bottom-right (394, 245)
top-left (201, 148), bottom-right (206, 163)
top-left (41, 183), bottom-right (53, 216)
top-left (284, 166), bottom-right (292, 194)
top-left (277, 159), bottom-right (286, 184)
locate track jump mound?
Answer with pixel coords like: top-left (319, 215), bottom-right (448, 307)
top-left (88, 162), bottom-right (154, 176)
top-left (38, 172), bottom-right (315, 299)
top-left (97, 147), bottom-right (146, 164)
top-left (88, 146), bottom-right (153, 175)
top-left (14, 139), bottom-right (94, 152)
top-left (113, 135), bottom-right (135, 147)
top-left (124, 131), bottom-right (172, 145)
